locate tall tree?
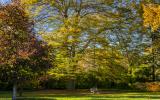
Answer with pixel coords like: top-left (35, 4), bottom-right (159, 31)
top-left (0, 1), bottom-right (51, 99)
top-left (22, 0), bottom-right (129, 89)
top-left (143, 2), bottom-right (160, 81)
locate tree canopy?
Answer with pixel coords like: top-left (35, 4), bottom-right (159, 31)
top-left (0, 0), bottom-right (160, 99)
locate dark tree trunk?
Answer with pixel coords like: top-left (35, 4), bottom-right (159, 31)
top-left (151, 33), bottom-right (157, 82)
top-left (66, 79), bottom-right (75, 90)
top-left (18, 86), bottom-right (23, 97)
top-left (152, 65), bottom-right (156, 81)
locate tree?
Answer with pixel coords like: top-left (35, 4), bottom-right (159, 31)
top-left (0, 1), bottom-right (51, 99)
top-left (142, 2), bottom-right (160, 81)
top-left (21, 0), bottom-right (142, 89)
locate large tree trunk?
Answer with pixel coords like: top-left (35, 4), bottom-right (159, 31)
top-left (12, 83), bottom-right (17, 100)
top-left (18, 86), bottom-right (23, 97)
top-left (152, 65), bottom-right (156, 81)
top-left (66, 79), bottom-right (76, 90)
top-left (67, 41), bottom-right (76, 90)
top-left (18, 81), bottom-right (24, 97)
top-left (151, 33), bottom-right (156, 82)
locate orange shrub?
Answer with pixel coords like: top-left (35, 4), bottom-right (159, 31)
top-left (146, 82), bottom-right (160, 92)
top-left (133, 82), bottom-right (160, 92)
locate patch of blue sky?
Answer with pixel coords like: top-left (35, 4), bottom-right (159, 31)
top-left (0, 0), bottom-right (11, 4)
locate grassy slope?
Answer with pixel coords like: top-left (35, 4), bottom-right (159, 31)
top-left (0, 90), bottom-right (160, 100)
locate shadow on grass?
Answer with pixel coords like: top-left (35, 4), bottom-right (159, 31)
top-left (17, 98), bottom-right (56, 100)
top-left (1, 90), bottom-right (160, 100)
top-left (15, 95), bottom-right (160, 100)
top-left (89, 95), bottom-right (160, 99)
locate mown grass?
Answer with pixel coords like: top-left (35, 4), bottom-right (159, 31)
top-left (0, 90), bottom-right (160, 100)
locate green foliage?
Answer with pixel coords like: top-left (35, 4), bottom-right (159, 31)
top-left (0, 0), bottom-right (160, 91)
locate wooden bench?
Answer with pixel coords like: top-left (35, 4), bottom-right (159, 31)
top-left (90, 87), bottom-right (99, 94)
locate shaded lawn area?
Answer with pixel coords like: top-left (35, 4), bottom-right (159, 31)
top-left (0, 90), bottom-right (160, 100)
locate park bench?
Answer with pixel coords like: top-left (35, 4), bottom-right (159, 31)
top-left (90, 87), bottom-right (99, 94)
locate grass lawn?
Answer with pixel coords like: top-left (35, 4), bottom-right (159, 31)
top-left (0, 90), bottom-right (160, 100)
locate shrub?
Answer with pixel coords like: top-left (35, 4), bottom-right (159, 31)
top-left (132, 82), bottom-right (146, 91)
top-left (133, 82), bottom-right (160, 92)
top-left (146, 82), bottom-right (160, 92)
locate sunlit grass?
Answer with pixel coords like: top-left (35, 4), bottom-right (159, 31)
top-left (0, 90), bottom-right (160, 100)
